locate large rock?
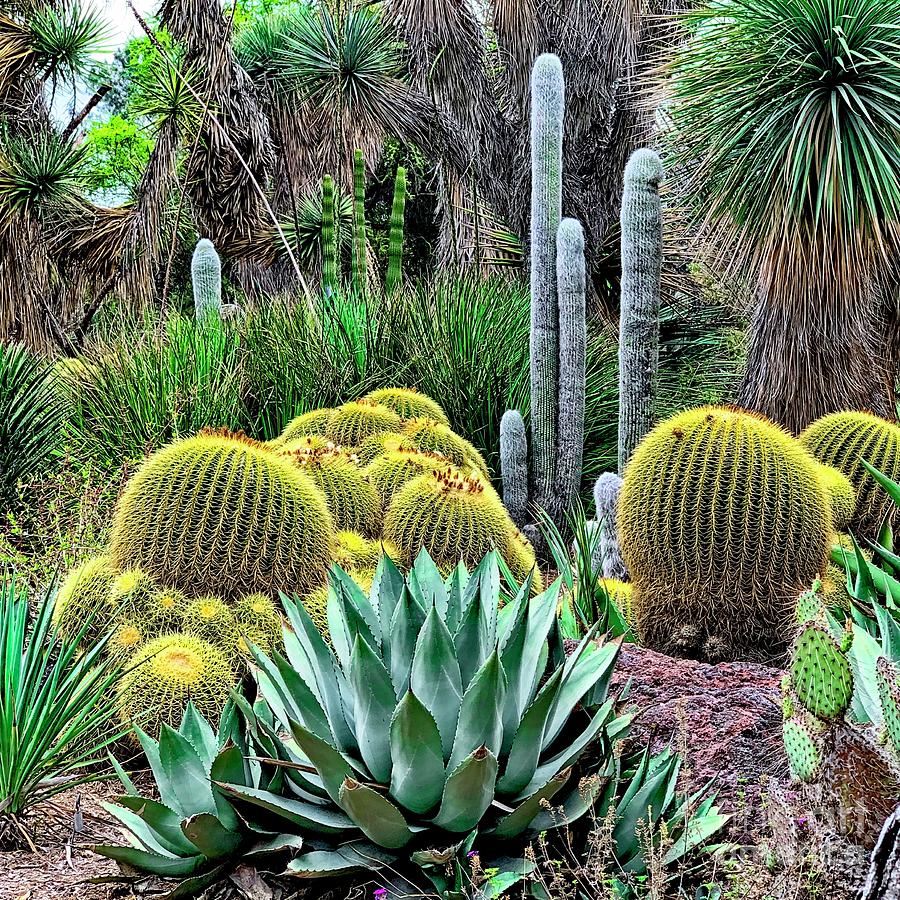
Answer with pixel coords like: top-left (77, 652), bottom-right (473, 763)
top-left (608, 641), bottom-right (784, 827)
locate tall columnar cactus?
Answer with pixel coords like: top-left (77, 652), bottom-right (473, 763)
top-left (351, 149), bottom-right (368, 296)
top-left (500, 55), bottom-right (587, 533)
top-left (800, 410), bottom-right (900, 540)
top-left (322, 174), bottom-right (338, 295)
top-left (593, 472), bottom-right (627, 580)
top-left (618, 406), bottom-right (833, 661)
top-left (618, 149), bottom-right (663, 474)
top-left (386, 166), bottom-right (407, 293)
top-left (499, 410), bottom-right (528, 528)
top-left (553, 218), bottom-right (586, 516)
top-left (191, 238), bottom-right (222, 322)
top-left (529, 52), bottom-right (565, 512)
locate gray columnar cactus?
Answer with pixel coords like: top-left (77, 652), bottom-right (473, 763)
top-left (618, 148), bottom-right (663, 474)
top-left (554, 218), bottom-right (586, 518)
top-left (499, 410), bottom-right (528, 528)
top-left (593, 472), bottom-right (627, 580)
top-left (499, 55), bottom-right (587, 538)
top-left (192, 238), bottom-right (222, 322)
top-left (529, 53), bottom-right (565, 512)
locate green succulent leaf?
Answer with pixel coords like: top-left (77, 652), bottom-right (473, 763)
top-left (102, 801), bottom-right (186, 859)
top-left (338, 778), bottom-right (414, 849)
top-left (112, 796), bottom-right (197, 858)
top-left (158, 725), bottom-right (218, 818)
top-left (179, 702), bottom-right (217, 770)
top-left (389, 690), bottom-right (445, 814)
top-left (289, 720), bottom-right (355, 806)
top-left (287, 843), bottom-right (398, 877)
top-left (411, 605), bottom-right (463, 759)
top-left (410, 547), bottom-right (450, 619)
top-left (433, 746), bottom-right (498, 832)
top-left (525, 770), bottom-right (610, 834)
top-left (91, 844), bottom-right (206, 877)
top-left (350, 634), bottom-right (396, 783)
top-left (490, 767), bottom-right (571, 839)
top-left (447, 650), bottom-right (507, 773)
top-left (389, 586), bottom-right (427, 698)
top-left (181, 813), bottom-right (242, 861)
top-left (215, 782), bottom-right (356, 833)
top-left (372, 553), bottom-right (406, 650)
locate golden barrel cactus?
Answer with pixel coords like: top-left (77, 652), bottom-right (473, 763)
top-left (363, 387), bottom-right (450, 426)
top-left (116, 633), bottom-right (236, 737)
top-left (326, 400), bottom-right (402, 447)
top-left (276, 408), bottom-right (334, 444)
top-left (365, 446), bottom-right (449, 506)
top-left (800, 410), bottom-right (900, 540)
top-left (108, 430), bottom-right (334, 599)
top-left (289, 446), bottom-right (383, 537)
top-left (814, 463), bottom-right (856, 532)
top-left (53, 555), bottom-right (117, 642)
top-left (332, 530), bottom-right (382, 573)
top-left (383, 468), bottom-right (514, 570)
top-left (402, 418), bottom-right (489, 477)
top-left (183, 595), bottom-right (238, 643)
top-left (618, 407), bottom-right (833, 661)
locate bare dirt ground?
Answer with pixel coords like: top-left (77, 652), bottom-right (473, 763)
top-left (0, 782), bottom-right (125, 900)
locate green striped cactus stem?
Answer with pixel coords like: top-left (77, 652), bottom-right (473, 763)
top-left (192, 238), bottom-right (222, 323)
top-left (618, 149), bottom-right (663, 473)
top-left (593, 472), bottom-right (627, 580)
top-left (529, 53), bottom-right (565, 512)
top-left (386, 166), bottom-right (407, 293)
top-left (351, 149), bottom-right (367, 296)
top-left (322, 174), bottom-right (338, 295)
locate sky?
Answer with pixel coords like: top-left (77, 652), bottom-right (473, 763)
top-left (97, 0), bottom-right (155, 51)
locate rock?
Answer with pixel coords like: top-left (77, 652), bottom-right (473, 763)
top-left (608, 641), bottom-right (784, 829)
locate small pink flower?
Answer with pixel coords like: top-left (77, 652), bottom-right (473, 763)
top-left (374, 890), bottom-right (388, 899)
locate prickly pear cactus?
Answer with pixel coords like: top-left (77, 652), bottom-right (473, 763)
top-left (783, 716), bottom-right (824, 783)
top-left (790, 623), bottom-right (854, 720)
top-left (877, 657), bottom-right (900, 758)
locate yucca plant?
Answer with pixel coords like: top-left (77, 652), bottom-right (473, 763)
top-left (93, 702), bottom-right (300, 895)
top-left (0, 573), bottom-right (123, 849)
top-left (0, 343), bottom-right (66, 502)
top-left (666, 0), bottom-right (900, 432)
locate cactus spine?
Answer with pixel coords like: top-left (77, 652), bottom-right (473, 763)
top-left (500, 56), bottom-right (587, 532)
top-left (500, 410), bottom-right (528, 528)
top-left (351, 149), bottom-right (367, 296)
top-left (618, 149), bottom-right (663, 474)
top-left (386, 166), bottom-right (407, 293)
top-left (322, 174), bottom-right (338, 295)
top-left (529, 53), bottom-right (565, 512)
top-left (192, 238), bottom-right (222, 322)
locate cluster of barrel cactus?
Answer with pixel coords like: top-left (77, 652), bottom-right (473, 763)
top-left (55, 387), bottom-right (539, 736)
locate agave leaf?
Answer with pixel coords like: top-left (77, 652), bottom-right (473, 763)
top-left (181, 813), bottom-right (242, 860)
top-left (543, 641), bottom-right (620, 749)
top-left (447, 650), bottom-right (507, 773)
top-left (524, 771), bottom-right (608, 834)
top-left (410, 548), bottom-right (450, 619)
top-left (339, 778), bottom-right (414, 849)
top-left (108, 751), bottom-right (139, 796)
top-left (517, 700), bottom-right (615, 799)
top-left (350, 634), bottom-right (396, 783)
top-left (445, 562), bottom-right (470, 634)
top-left (179, 703), bottom-right (217, 770)
top-left (511, 583), bottom-right (560, 716)
top-left (389, 691), bottom-right (445, 814)
top-left (432, 747), bottom-right (498, 832)
top-left (135, 728), bottom-right (182, 815)
top-left (272, 650), bottom-right (333, 741)
top-left (496, 669), bottom-right (563, 796)
top-left (613, 753), bottom-right (678, 864)
top-left (91, 844), bottom-right (206, 877)
top-left (216, 782), bottom-right (356, 833)
top-left (373, 553), bottom-right (406, 652)
top-left (411, 606), bottom-right (463, 759)
top-left (489, 768), bottom-right (572, 839)
top-left (328, 577), bottom-right (379, 672)
top-left (113, 796), bottom-right (197, 858)
top-left (453, 577), bottom-right (492, 689)
top-left (158, 725), bottom-right (217, 818)
top-left (287, 843), bottom-right (398, 877)
top-left (660, 811), bottom-right (731, 869)
top-left (497, 579), bottom-right (530, 652)
top-left (333, 566), bottom-right (381, 644)
top-left (244, 833), bottom-right (305, 858)
top-left (210, 744), bottom-right (247, 792)
top-left (102, 802), bottom-right (184, 859)
top-left (281, 596), bottom-right (355, 753)
top-left (389, 586), bottom-right (428, 698)
top-left (290, 720), bottom-right (356, 806)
